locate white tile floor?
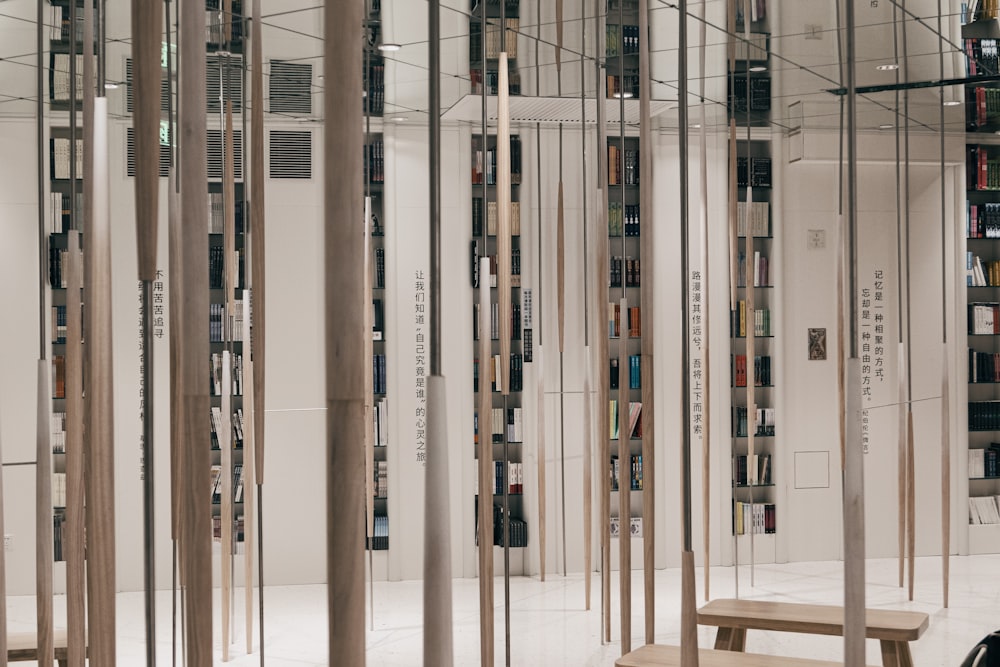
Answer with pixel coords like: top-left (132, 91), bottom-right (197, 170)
top-left (6, 555), bottom-right (998, 665)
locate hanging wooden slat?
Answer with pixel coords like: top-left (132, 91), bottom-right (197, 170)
top-left (697, 0), bottom-right (712, 603)
top-left (251, 0), bottom-right (267, 489)
top-left (498, 55), bottom-right (512, 394)
top-left (241, 292), bottom-right (256, 653)
top-left (132, 0), bottom-right (162, 280)
top-left (324, 0), bottom-right (366, 661)
top-left (364, 198), bottom-right (375, 558)
top-left (221, 351), bottom-right (234, 661)
top-left (617, 310), bottom-right (631, 654)
top-left (537, 344), bottom-right (546, 583)
top-left (0, 403), bottom-right (7, 666)
top-left (65, 233), bottom-right (85, 667)
top-left (477, 257), bottom-right (495, 667)
top-left (35, 360), bottom-right (54, 667)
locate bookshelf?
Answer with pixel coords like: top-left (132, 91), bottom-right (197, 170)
top-left (471, 131), bottom-right (528, 559)
top-left (364, 1), bottom-right (385, 118)
top-left (367, 134), bottom-right (389, 551)
top-left (469, 0), bottom-right (521, 96)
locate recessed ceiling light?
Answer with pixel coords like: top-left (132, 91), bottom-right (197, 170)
top-left (692, 124), bottom-right (702, 129)
top-left (378, 43), bottom-right (401, 52)
top-left (749, 65), bottom-right (767, 73)
top-left (943, 100), bottom-right (962, 106)
top-left (104, 82), bottom-right (119, 90)
top-left (394, 117), bottom-right (407, 122)
top-left (612, 92), bottom-right (634, 99)
top-left (878, 123), bottom-right (894, 130)
top-left (876, 63), bottom-right (899, 71)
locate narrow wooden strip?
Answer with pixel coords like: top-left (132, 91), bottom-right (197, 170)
top-left (251, 0), bottom-right (266, 485)
top-left (223, 0), bottom-right (232, 45)
top-left (597, 202), bottom-right (611, 644)
top-left (714, 628), bottom-right (734, 651)
top-left (583, 363), bottom-right (592, 609)
top-left (168, 178), bottom-right (185, 544)
top-left (536, 345), bottom-right (546, 582)
top-left (84, 98), bottom-right (117, 667)
top-left (65, 233), bottom-right (85, 667)
top-left (557, 183), bottom-right (565, 353)
top-left (364, 199), bottom-right (375, 544)
top-left (221, 352), bottom-right (234, 661)
top-left (940, 350), bottom-right (949, 608)
top-left (906, 410), bottom-right (915, 601)
top-left (555, 0), bottom-right (563, 73)
top-left (896, 342), bottom-right (905, 587)
top-left (618, 314), bottom-right (631, 654)
top-left (880, 640), bottom-right (900, 667)
top-left (681, 551), bottom-right (699, 665)
top-left (324, 2), bottom-right (366, 662)
top-left (497, 55), bottom-right (512, 395)
top-left (132, 0), bottom-right (162, 280)
top-left (696, 0), bottom-right (711, 602)
top-left (477, 256), bottom-right (495, 667)
top-left (242, 334), bottom-right (256, 653)
top-left (35, 361), bottom-right (54, 667)
top-left (0, 405), bottom-right (6, 667)
top-left (179, 0), bottom-right (214, 659)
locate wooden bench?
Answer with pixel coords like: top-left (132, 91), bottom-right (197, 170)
top-left (616, 644), bottom-right (877, 667)
top-left (697, 599), bottom-right (929, 667)
top-left (8, 629), bottom-right (82, 666)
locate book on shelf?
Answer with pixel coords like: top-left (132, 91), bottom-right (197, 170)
top-left (207, 192), bottom-right (245, 235)
top-left (966, 252), bottom-right (1000, 286)
top-left (606, 71), bottom-right (639, 100)
top-left (609, 399), bottom-right (619, 439)
top-left (52, 472), bottom-right (66, 508)
top-left (609, 454), bottom-right (643, 491)
top-left (732, 406), bottom-right (776, 437)
top-left (628, 402), bottom-right (642, 439)
top-left (469, 17), bottom-right (520, 61)
top-left (50, 54), bottom-right (94, 104)
top-left (54, 512), bottom-right (66, 562)
top-left (48, 246), bottom-right (84, 289)
top-left (729, 76), bottom-right (771, 113)
top-left (969, 302), bottom-right (1000, 334)
top-left (734, 0), bottom-right (767, 23)
top-left (51, 138), bottom-right (84, 180)
top-left (51, 411), bottom-right (67, 454)
top-left (608, 303), bottom-right (641, 338)
top-left (210, 464), bottom-right (222, 504)
top-left (471, 199), bottom-right (522, 237)
top-left (209, 352), bottom-right (244, 396)
top-left (734, 453), bottom-right (772, 485)
top-left (736, 156), bottom-right (772, 188)
top-left (628, 354), bottom-right (641, 389)
top-left (969, 495), bottom-right (1000, 524)
top-left (368, 514), bottom-right (389, 550)
top-left (52, 355), bottom-right (66, 399)
top-left (605, 24), bottom-right (639, 57)
top-left (471, 135), bottom-right (522, 185)
top-left (609, 359), bottom-right (619, 391)
top-left (965, 37), bottom-right (1000, 79)
top-left (607, 144), bottom-right (639, 185)
top-left (969, 445), bottom-right (1000, 478)
top-left (970, 401), bottom-right (1000, 430)
top-left (969, 349), bottom-right (1000, 383)
top-left (609, 256), bottom-right (641, 287)
top-left (967, 85), bottom-right (1000, 130)
top-left (737, 250), bottom-right (770, 287)
top-left (51, 305), bottom-right (67, 344)
top-left (365, 139), bottom-right (385, 184)
top-left (373, 460), bottom-right (388, 499)
top-left (474, 460), bottom-right (523, 496)
top-left (234, 463), bottom-right (244, 503)
top-left (364, 61), bottom-right (385, 116)
top-left (733, 501), bottom-right (776, 535)
top-left (373, 298), bottom-right (384, 341)
top-left (375, 247), bottom-right (386, 289)
top-left (609, 516), bottom-right (647, 539)
top-left (732, 354), bottom-right (772, 387)
top-left (372, 353), bottom-right (387, 394)
top-left (470, 67), bottom-right (522, 96)
top-left (492, 505), bottom-right (528, 547)
top-left (374, 397), bottom-right (389, 447)
top-left (607, 202), bottom-right (641, 237)
top-left (49, 191), bottom-right (82, 234)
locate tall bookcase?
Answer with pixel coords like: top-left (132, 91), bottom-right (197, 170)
top-left (367, 134), bottom-right (389, 551)
top-left (471, 132), bottom-right (528, 559)
top-left (963, 37), bottom-right (1000, 549)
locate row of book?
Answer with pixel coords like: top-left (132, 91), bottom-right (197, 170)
top-left (472, 354), bottom-right (525, 393)
top-left (970, 349), bottom-right (1000, 384)
top-left (51, 411), bottom-right (66, 454)
top-left (52, 472), bottom-right (67, 508)
top-left (967, 202), bottom-right (1000, 238)
top-left (473, 302), bottom-right (523, 341)
top-left (474, 461), bottom-right (525, 496)
top-left (52, 356), bottom-right (66, 399)
top-left (485, 406), bottom-right (524, 443)
top-left (967, 253), bottom-right (1000, 287)
top-left (470, 68), bottom-right (522, 96)
top-left (367, 515), bottom-right (389, 550)
top-left (971, 401), bottom-right (1000, 431)
top-left (610, 454), bottom-right (643, 491)
top-left (964, 37), bottom-right (1000, 79)
top-left (48, 246), bottom-right (83, 289)
top-left (608, 145), bottom-right (639, 186)
top-left (729, 76), bottom-right (771, 114)
top-left (608, 400), bottom-right (642, 440)
top-left (51, 305), bottom-right (68, 344)
top-left (606, 24), bottom-right (640, 57)
top-left (609, 256), bottom-right (641, 288)
top-left (969, 144), bottom-right (1000, 191)
top-left (734, 0), bottom-right (767, 23)
top-left (737, 250), bottom-right (770, 288)
top-left (969, 302), bottom-right (1000, 335)
top-left (210, 352), bottom-right (244, 396)
top-left (737, 201), bottom-right (771, 237)
top-left (54, 511), bottom-right (67, 562)
top-left (51, 138), bottom-right (84, 181)
top-left (373, 299), bottom-right (384, 341)
top-left (734, 454), bottom-right (772, 486)
top-left (608, 303), bottom-right (641, 338)
top-left (964, 0), bottom-right (1000, 24)
top-left (608, 203), bottom-right (641, 237)
top-left (469, 17), bottom-right (520, 61)
top-left (606, 73), bottom-right (639, 100)
top-left (210, 462), bottom-right (246, 505)
top-left (374, 397), bottom-right (389, 447)
top-left (970, 496), bottom-right (1000, 524)
top-left (364, 62), bottom-right (385, 117)
top-left (472, 136), bottom-right (523, 186)
top-left (609, 516), bottom-right (643, 538)
top-left (373, 353), bottom-right (387, 395)
top-left (365, 140), bottom-right (385, 184)
top-left (48, 192), bottom-right (81, 234)
top-left (47, 4), bottom-right (84, 42)
top-left (733, 501), bottom-right (776, 535)
top-left (212, 514), bottom-right (247, 554)
top-left (736, 156), bottom-right (773, 188)
top-left (470, 243), bottom-right (522, 289)
top-left (375, 247), bottom-right (385, 289)
top-left (209, 245), bottom-right (245, 291)
top-left (472, 199), bottom-right (523, 237)
top-left (210, 407), bottom-right (245, 450)
top-left (969, 446), bottom-right (1000, 479)
top-left (733, 406), bottom-right (776, 437)
top-left (205, 6), bottom-right (244, 47)
top-left (732, 354), bottom-right (772, 387)
top-left (208, 192), bottom-right (246, 235)
top-left (492, 505), bottom-right (528, 547)
top-left (209, 301), bottom-right (246, 343)
top-left (967, 86), bottom-right (1000, 130)
top-left (50, 54), bottom-right (91, 105)
top-left (731, 302), bottom-right (772, 337)
top-left (373, 460), bottom-right (388, 499)
top-left (608, 355), bottom-right (641, 390)
top-left (733, 32), bottom-right (769, 62)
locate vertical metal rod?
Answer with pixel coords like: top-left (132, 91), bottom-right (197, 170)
top-left (143, 280), bottom-right (156, 667)
top-left (696, 0), bottom-right (710, 602)
top-left (741, 0), bottom-right (756, 590)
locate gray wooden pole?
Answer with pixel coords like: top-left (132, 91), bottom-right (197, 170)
top-left (324, 1), bottom-right (367, 664)
top-left (936, 0), bottom-right (951, 610)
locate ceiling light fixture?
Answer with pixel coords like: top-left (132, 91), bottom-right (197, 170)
top-left (395, 117), bottom-right (407, 122)
top-left (612, 91), bottom-right (634, 99)
top-left (943, 100), bottom-right (962, 106)
top-left (878, 123), bottom-right (894, 130)
top-left (749, 65), bottom-right (767, 73)
top-left (378, 43), bottom-right (401, 52)
top-left (876, 63), bottom-right (899, 71)
top-left (104, 82), bottom-right (119, 90)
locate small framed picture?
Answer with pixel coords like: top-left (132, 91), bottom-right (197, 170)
top-left (808, 328), bottom-right (827, 361)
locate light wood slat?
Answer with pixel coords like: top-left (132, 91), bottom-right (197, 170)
top-left (477, 257), bottom-right (495, 667)
top-left (169, 180), bottom-right (184, 546)
top-left (637, 0), bottom-right (655, 640)
top-left (906, 411), bottom-right (915, 601)
top-left (940, 351), bottom-right (950, 608)
top-left (223, 0), bottom-right (232, 45)
top-left (583, 362), bottom-right (592, 609)
top-left (618, 312), bottom-right (630, 654)
top-left (221, 352), bottom-right (234, 661)
top-left (131, 0), bottom-right (162, 280)
top-left (64, 233), bottom-right (85, 667)
top-left (557, 184), bottom-right (565, 353)
top-left (179, 0), bottom-right (214, 659)
top-left (84, 98), bottom-right (117, 667)
top-left (424, 374), bottom-right (455, 666)
top-left (497, 55), bottom-right (512, 395)
top-left (536, 345), bottom-right (546, 582)
top-left (555, 0), bottom-right (563, 73)
top-left (896, 342), bottom-right (905, 588)
top-left (697, 599), bottom-right (928, 641)
top-left (681, 551), bottom-right (699, 665)
top-left (35, 362), bottom-right (54, 667)
top-left (242, 310), bottom-right (256, 653)
top-left (251, 0), bottom-right (267, 486)
top-left (364, 199), bottom-right (375, 545)
top-left (696, 0), bottom-right (711, 603)
top-left (616, 644), bottom-right (872, 667)
top-left (324, 1), bottom-right (366, 662)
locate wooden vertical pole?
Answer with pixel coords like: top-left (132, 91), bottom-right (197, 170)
top-left (324, 0), bottom-right (367, 663)
top-left (179, 0), bottom-right (214, 661)
top-left (579, 0), bottom-right (592, 613)
top-left (697, 0), bottom-right (711, 602)
top-left (556, 0), bottom-right (569, 583)
top-left (241, 301), bottom-right (256, 653)
top-left (363, 196), bottom-right (376, 618)
top-left (0, 406), bottom-right (7, 667)
top-left (477, 258), bottom-right (495, 667)
top-left (618, 310), bottom-right (631, 654)
top-left (637, 0), bottom-right (655, 643)
top-left (65, 234), bottom-right (86, 667)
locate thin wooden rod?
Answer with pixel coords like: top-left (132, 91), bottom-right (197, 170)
top-left (477, 257), bottom-right (495, 667)
top-left (325, 0), bottom-right (366, 662)
top-left (617, 316), bottom-right (631, 654)
top-left (579, 0), bottom-right (592, 613)
top-left (0, 406), bottom-right (7, 667)
top-left (65, 234), bottom-right (85, 667)
top-left (534, 0), bottom-right (547, 587)
top-left (697, 0), bottom-right (711, 603)
top-left (726, 0), bottom-right (741, 601)
top-left (935, 0), bottom-right (950, 609)
top-left (35, 365), bottom-right (54, 667)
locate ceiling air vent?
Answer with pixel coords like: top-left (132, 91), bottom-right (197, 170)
top-left (269, 130), bottom-right (312, 180)
top-left (268, 60), bottom-right (312, 115)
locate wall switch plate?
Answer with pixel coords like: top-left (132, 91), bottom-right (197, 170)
top-left (807, 229), bottom-right (826, 249)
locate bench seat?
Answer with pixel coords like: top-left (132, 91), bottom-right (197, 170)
top-left (616, 644), bottom-right (878, 667)
top-left (9, 628), bottom-right (80, 666)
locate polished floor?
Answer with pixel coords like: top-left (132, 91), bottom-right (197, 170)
top-left (7, 555), bottom-right (998, 665)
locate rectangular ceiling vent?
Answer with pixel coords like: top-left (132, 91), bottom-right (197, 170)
top-left (269, 130), bottom-right (312, 179)
top-left (268, 60), bottom-right (313, 115)
top-left (125, 58), bottom-right (170, 115)
top-left (126, 127), bottom-right (170, 178)
top-left (207, 129), bottom-right (244, 180)
top-left (207, 54), bottom-right (243, 113)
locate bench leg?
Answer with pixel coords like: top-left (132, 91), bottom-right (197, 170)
top-left (896, 642), bottom-right (914, 667)
top-left (713, 627), bottom-right (746, 651)
top-left (880, 639), bottom-right (900, 667)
